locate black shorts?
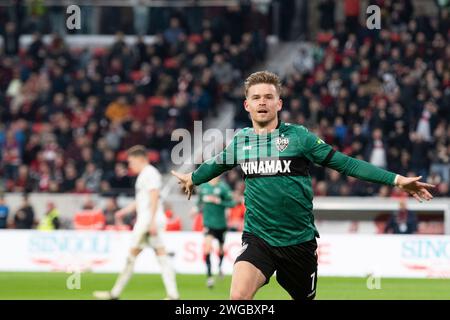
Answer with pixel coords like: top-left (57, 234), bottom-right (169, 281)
top-left (235, 231), bottom-right (318, 300)
top-left (204, 227), bottom-right (227, 245)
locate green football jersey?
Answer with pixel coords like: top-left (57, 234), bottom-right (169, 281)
top-left (192, 121), bottom-right (396, 246)
top-left (197, 181), bottom-right (235, 230)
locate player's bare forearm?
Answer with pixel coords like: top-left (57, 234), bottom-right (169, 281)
top-left (116, 201), bottom-right (136, 218)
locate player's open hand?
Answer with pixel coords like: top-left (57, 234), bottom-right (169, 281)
top-left (395, 175), bottom-right (435, 202)
top-left (171, 170), bottom-right (194, 200)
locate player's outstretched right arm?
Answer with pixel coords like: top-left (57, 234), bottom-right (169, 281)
top-left (171, 171), bottom-right (195, 200)
top-left (171, 133), bottom-right (239, 199)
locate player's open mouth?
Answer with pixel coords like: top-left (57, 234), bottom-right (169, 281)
top-left (257, 110), bottom-right (268, 114)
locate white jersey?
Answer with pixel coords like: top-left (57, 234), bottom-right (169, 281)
top-left (134, 164), bottom-right (166, 228)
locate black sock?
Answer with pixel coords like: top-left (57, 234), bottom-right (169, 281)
top-left (205, 254), bottom-right (211, 277)
top-left (218, 251), bottom-right (224, 270)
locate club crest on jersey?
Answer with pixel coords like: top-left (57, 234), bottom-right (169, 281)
top-left (275, 136), bottom-right (289, 152)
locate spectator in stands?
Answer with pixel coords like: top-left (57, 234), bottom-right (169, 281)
top-left (82, 198), bottom-right (94, 210)
top-left (191, 207), bottom-right (204, 232)
top-left (429, 133), bottom-right (449, 183)
top-left (73, 197), bottom-right (106, 230)
top-left (318, 0), bottom-right (336, 31)
top-left (436, 181), bottom-right (449, 197)
top-left (105, 97), bottom-right (130, 123)
top-left (82, 162), bottom-right (102, 192)
top-left (74, 178), bottom-right (91, 194)
top-left (293, 45), bottom-right (315, 75)
top-left (133, 6), bottom-right (149, 35)
top-left (0, 195), bottom-right (9, 229)
top-left (121, 121), bottom-right (146, 150)
top-left (103, 196), bottom-right (120, 226)
top-left (13, 194), bottom-right (35, 229)
top-left (366, 128), bottom-right (388, 169)
top-left (240, 2), bottom-right (448, 199)
top-left (37, 201), bottom-right (60, 231)
top-left (108, 163), bottom-right (132, 193)
top-left (163, 17), bottom-right (185, 46)
top-left (0, 10), bottom-right (263, 190)
top-left (2, 130), bottom-right (22, 181)
top-left (211, 54), bottom-right (235, 89)
top-left (410, 132), bottom-right (432, 179)
top-left (100, 149), bottom-right (117, 182)
top-left (344, 0), bottom-right (360, 32)
top-left (384, 199), bottom-right (418, 234)
top-left (2, 21), bottom-right (19, 56)
top-left (61, 162), bottom-right (78, 192)
top-left (10, 165), bottom-right (34, 192)
top-left (314, 181), bottom-right (328, 196)
top-left (326, 170), bottom-right (344, 196)
top-left (105, 122), bottom-right (126, 151)
top-left (0, 3), bottom-right (447, 202)
top-left (190, 83), bottom-right (212, 119)
top-left (164, 203), bottom-right (182, 231)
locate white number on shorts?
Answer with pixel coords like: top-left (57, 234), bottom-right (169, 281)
top-left (310, 271), bottom-right (316, 291)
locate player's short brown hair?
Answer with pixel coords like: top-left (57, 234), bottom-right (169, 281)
top-left (127, 145), bottom-right (147, 158)
top-left (244, 71), bottom-right (282, 97)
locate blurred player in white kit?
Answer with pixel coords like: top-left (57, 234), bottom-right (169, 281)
top-left (94, 145), bottom-right (179, 300)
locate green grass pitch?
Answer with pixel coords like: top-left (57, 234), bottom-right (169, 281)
top-left (0, 272), bottom-right (449, 300)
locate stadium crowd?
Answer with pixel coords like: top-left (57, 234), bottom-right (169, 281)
top-left (0, 2), bottom-right (449, 233)
top-left (232, 0), bottom-right (450, 198)
top-left (0, 6), bottom-right (267, 195)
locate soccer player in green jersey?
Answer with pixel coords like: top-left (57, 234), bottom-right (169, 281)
top-left (193, 176), bottom-right (235, 288)
top-left (172, 71), bottom-right (435, 300)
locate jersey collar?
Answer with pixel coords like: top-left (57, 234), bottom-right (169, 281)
top-left (251, 119), bottom-right (283, 135)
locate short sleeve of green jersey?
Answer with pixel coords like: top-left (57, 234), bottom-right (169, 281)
top-left (297, 126), bottom-right (334, 165)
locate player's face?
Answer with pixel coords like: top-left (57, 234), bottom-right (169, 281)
top-left (244, 83), bottom-right (282, 127)
top-left (127, 156), bottom-right (142, 174)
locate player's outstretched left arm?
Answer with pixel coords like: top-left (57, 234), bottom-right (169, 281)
top-left (325, 151), bottom-right (436, 202)
top-left (324, 151), bottom-right (435, 202)
top-left (302, 129), bottom-right (435, 203)
top-left (172, 132), bottom-right (239, 200)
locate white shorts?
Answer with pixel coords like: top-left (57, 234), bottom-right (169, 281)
top-left (130, 223), bottom-right (165, 250)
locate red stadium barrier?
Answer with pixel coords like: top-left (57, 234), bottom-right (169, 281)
top-left (73, 209), bottom-right (106, 230)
